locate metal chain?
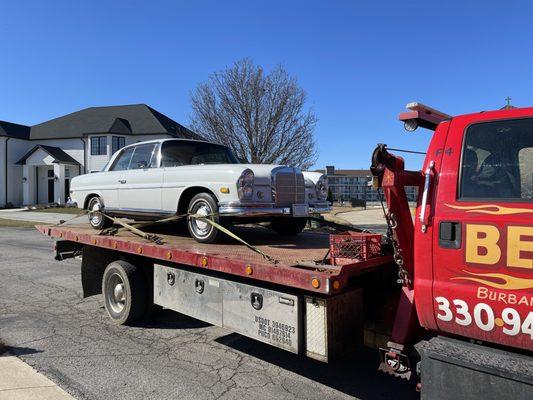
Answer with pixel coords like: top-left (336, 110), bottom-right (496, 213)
top-left (378, 188), bottom-right (411, 286)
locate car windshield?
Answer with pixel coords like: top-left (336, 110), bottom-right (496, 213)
top-left (161, 141), bottom-right (239, 167)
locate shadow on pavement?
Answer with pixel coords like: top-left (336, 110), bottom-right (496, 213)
top-left (216, 333), bottom-right (419, 400)
top-left (133, 309), bottom-right (211, 330)
top-left (3, 346), bottom-right (43, 356)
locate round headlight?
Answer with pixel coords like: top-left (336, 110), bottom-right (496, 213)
top-left (315, 178), bottom-right (328, 201)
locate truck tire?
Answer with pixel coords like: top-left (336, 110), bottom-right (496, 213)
top-left (102, 260), bottom-right (147, 325)
top-left (187, 193), bottom-right (220, 243)
top-left (269, 217), bottom-right (307, 235)
top-left (87, 196), bottom-right (113, 230)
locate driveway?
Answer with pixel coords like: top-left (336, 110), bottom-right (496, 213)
top-left (0, 227), bottom-right (416, 400)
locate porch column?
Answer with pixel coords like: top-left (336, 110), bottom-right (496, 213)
top-left (53, 163), bottom-right (66, 205)
top-left (22, 165), bottom-right (36, 206)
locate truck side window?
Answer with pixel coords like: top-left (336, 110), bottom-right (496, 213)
top-left (459, 118), bottom-right (532, 201)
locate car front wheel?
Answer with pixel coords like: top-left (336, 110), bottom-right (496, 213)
top-left (187, 193), bottom-right (220, 243)
top-left (87, 196), bottom-right (113, 230)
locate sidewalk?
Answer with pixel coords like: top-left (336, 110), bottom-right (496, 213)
top-left (0, 353), bottom-right (73, 399)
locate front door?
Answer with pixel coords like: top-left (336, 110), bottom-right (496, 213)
top-left (64, 179), bottom-right (70, 203)
top-left (47, 169), bottom-right (54, 203)
top-left (432, 115), bottom-right (533, 352)
top-left (118, 143), bottom-right (163, 212)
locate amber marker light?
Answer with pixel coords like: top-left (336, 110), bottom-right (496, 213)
top-left (166, 251), bottom-right (172, 260)
top-left (245, 265), bottom-right (253, 275)
top-left (332, 280), bottom-right (340, 290)
top-left (201, 257), bottom-right (208, 267)
top-left (311, 278), bottom-right (320, 289)
top-left (137, 247), bottom-right (143, 254)
top-left (220, 187), bottom-right (230, 194)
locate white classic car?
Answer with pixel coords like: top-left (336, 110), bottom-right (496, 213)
top-left (70, 138), bottom-right (330, 243)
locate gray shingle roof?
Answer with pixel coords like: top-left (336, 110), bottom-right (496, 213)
top-left (29, 104), bottom-right (201, 140)
top-left (16, 145), bottom-right (81, 165)
top-left (0, 121), bottom-right (31, 139)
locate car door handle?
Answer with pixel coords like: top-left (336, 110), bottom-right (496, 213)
top-left (118, 179), bottom-right (127, 184)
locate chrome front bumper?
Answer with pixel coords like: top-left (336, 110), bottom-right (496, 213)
top-left (218, 202), bottom-right (331, 217)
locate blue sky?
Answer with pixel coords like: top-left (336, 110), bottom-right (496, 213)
top-left (1, 0), bottom-right (532, 169)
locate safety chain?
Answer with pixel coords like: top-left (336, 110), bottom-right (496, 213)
top-left (378, 188), bottom-right (411, 286)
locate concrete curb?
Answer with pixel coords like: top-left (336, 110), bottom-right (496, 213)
top-left (0, 353), bottom-right (74, 399)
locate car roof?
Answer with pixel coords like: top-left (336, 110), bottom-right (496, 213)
top-left (121, 137), bottom-right (219, 150)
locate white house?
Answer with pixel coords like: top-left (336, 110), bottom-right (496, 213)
top-left (0, 104), bottom-right (200, 207)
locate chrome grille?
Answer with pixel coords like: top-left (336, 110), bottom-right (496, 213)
top-left (272, 168), bottom-right (306, 205)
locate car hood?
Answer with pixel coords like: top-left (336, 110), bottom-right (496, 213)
top-left (164, 163), bottom-right (300, 185)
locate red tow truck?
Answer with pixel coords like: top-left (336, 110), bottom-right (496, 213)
top-left (38, 103), bottom-right (532, 399)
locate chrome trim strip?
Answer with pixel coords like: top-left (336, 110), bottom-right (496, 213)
top-left (219, 206), bottom-right (292, 217)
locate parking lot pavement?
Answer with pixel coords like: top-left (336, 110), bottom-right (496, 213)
top-left (0, 227), bottom-right (417, 400)
top-left (0, 210), bottom-right (85, 225)
top-left (332, 208), bottom-right (389, 233)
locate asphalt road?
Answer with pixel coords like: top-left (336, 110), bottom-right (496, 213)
top-left (0, 227), bottom-right (417, 400)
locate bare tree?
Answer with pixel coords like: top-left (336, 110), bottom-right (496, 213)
top-left (190, 58), bottom-right (318, 169)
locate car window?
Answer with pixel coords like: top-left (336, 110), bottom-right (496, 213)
top-left (459, 118), bottom-right (533, 201)
top-left (110, 147), bottom-right (134, 171)
top-left (161, 141), bottom-right (238, 167)
top-left (129, 144), bottom-right (158, 170)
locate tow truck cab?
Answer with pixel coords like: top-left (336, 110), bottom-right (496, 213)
top-left (412, 106), bottom-right (533, 352)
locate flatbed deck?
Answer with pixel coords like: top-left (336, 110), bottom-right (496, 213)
top-left (37, 223), bottom-right (392, 295)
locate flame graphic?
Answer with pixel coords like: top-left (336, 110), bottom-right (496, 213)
top-left (451, 270), bottom-right (533, 290)
top-left (445, 204), bottom-right (533, 215)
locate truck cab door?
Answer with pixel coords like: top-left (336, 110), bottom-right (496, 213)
top-left (431, 114), bottom-right (533, 352)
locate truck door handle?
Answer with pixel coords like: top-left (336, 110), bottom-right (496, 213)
top-left (439, 221), bottom-right (461, 249)
top-left (419, 160), bottom-right (435, 233)
top-left (118, 179), bottom-right (127, 184)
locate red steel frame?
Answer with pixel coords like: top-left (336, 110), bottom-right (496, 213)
top-left (37, 225), bottom-right (393, 295)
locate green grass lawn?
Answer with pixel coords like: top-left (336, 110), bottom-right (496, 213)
top-left (26, 207), bottom-right (85, 215)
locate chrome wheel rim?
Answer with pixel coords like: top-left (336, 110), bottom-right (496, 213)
top-left (106, 273), bottom-right (126, 314)
top-left (189, 200), bottom-right (213, 238)
top-left (88, 198), bottom-right (103, 226)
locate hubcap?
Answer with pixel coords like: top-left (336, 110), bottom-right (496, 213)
top-left (89, 198), bottom-right (103, 226)
top-left (190, 201), bottom-right (212, 238)
top-left (106, 273), bottom-right (126, 314)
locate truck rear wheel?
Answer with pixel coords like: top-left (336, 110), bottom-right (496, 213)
top-left (269, 217), bottom-right (307, 235)
top-left (102, 260), bottom-right (147, 325)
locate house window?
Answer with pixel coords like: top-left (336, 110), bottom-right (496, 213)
top-left (65, 168), bottom-right (70, 178)
top-left (112, 136), bottom-right (126, 154)
top-left (91, 136), bottom-right (107, 156)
